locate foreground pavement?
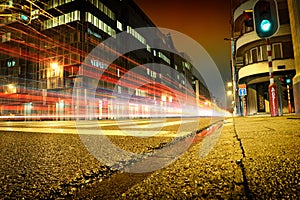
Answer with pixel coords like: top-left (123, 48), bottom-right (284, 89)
top-left (119, 115), bottom-right (300, 199)
top-left (0, 116), bottom-right (299, 199)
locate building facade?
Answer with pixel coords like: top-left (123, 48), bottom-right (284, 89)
top-left (0, 0), bottom-right (210, 120)
top-left (232, 0), bottom-right (295, 115)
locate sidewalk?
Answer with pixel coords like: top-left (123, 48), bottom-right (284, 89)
top-left (232, 115), bottom-right (300, 199)
top-left (121, 116), bottom-right (300, 199)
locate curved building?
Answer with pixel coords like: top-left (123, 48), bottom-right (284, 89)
top-left (232, 0), bottom-right (295, 115)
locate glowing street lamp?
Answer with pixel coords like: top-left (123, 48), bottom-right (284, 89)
top-left (227, 90), bottom-right (233, 96)
top-left (6, 84), bottom-right (16, 94)
top-left (50, 62), bottom-right (59, 69)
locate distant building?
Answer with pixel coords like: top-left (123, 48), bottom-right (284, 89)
top-left (0, 0), bottom-right (210, 119)
top-left (232, 0), bottom-right (295, 115)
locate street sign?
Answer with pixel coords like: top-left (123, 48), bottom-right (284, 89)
top-left (238, 84), bottom-right (247, 96)
top-left (239, 88), bottom-right (247, 96)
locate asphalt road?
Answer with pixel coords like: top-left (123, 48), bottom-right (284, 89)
top-left (0, 117), bottom-right (215, 199)
top-left (2, 116), bottom-right (298, 199)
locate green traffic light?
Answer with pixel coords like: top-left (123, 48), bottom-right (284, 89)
top-left (253, 0), bottom-right (279, 38)
top-left (260, 19), bottom-right (272, 32)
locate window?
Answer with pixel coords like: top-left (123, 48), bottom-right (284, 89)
top-left (251, 48), bottom-right (258, 63)
top-left (245, 51), bottom-right (251, 65)
top-left (117, 20), bottom-right (122, 31)
top-left (282, 42), bottom-right (293, 58)
top-left (261, 45), bottom-right (268, 61)
top-left (43, 11), bottom-right (80, 30)
top-left (257, 46), bottom-right (263, 62)
top-left (158, 52), bottom-right (170, 64)
top-left (1, 32), bottom-right (11, 42)
top-left (272, 43), bottom-right (282, 59)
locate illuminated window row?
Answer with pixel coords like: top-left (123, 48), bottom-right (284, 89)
top-left (127, 26), bottom-right (146, 45)
top-left (122, 24), bottom-right (152, 52)
top-left (136, 89), bottom-right (146, 97)
top-left (46, 0), bottom-right (75, 9)
top-left (158, 52), bottom-right (170, 65)
top-left (86, 13), bottom-right (116, 37)
top-left (42, 10), bottom-right (80, 30)
top-left (147, 68), bottom-right (157, 78)
top-left (182, 61), bottom-right (191, 70)
top-left (46, 0), bottom-right (115, 21)
top-left (88, 0), bottom-right (115, 20)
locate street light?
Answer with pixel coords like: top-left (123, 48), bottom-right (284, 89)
top-left (6, 84), bottom-right (16, 94)
top-left (224, 37), bottom-right (240, 116)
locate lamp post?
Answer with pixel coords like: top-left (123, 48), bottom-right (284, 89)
top-left (224, 37), bottom-right (240, 116)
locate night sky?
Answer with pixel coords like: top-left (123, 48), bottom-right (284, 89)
top-left (134, 0), bottom-right (232, 83)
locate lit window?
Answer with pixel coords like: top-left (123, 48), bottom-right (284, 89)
top-left (93, 16), bottom-right (98, 27)
top-left (147, 45), bottom-right (151, 52)
top-left (117, 20), bottom-right (122, 31)
top-left (118, 86), bottom-right (122, 93)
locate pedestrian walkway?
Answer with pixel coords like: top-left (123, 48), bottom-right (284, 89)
top-left (230, 115), bottom-right (300, 199)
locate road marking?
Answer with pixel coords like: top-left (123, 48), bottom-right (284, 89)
top-left (0, 119), bottom-right (200, 137)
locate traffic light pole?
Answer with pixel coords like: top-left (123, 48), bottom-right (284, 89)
top-left (266, 38), bottom-right (279, 116)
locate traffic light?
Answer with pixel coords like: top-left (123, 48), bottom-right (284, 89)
top-left (243, 10), bottom-right (253, 27)
top-left (285, 78), bottom-right (291, 85)
top-left (253, 0), bottom-right (279, 38)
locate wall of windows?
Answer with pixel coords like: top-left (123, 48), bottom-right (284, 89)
top-left (86, 12), bottom-right (116, 37)
top-left (127, 25), bottom-right (146, 45)
top-left (46, 0), bottom-right (115, 21)
top-left (88, 0), bottom-right (115, 21)
top-left (46, 0), bottom-right (75, 9)
top-left (244, 41), bottom-right (293, 66)
top-left (158, 51), bottom-right (170, 65)
top-left (42, 10), bottom-right (80, 30)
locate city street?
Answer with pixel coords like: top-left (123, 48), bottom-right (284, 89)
top-left (0, 117), bottom-right (215, 199)
top-left (0, 116), bottom-right (299, 199)
top-left (1, 0), bottom-right (299, 198)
